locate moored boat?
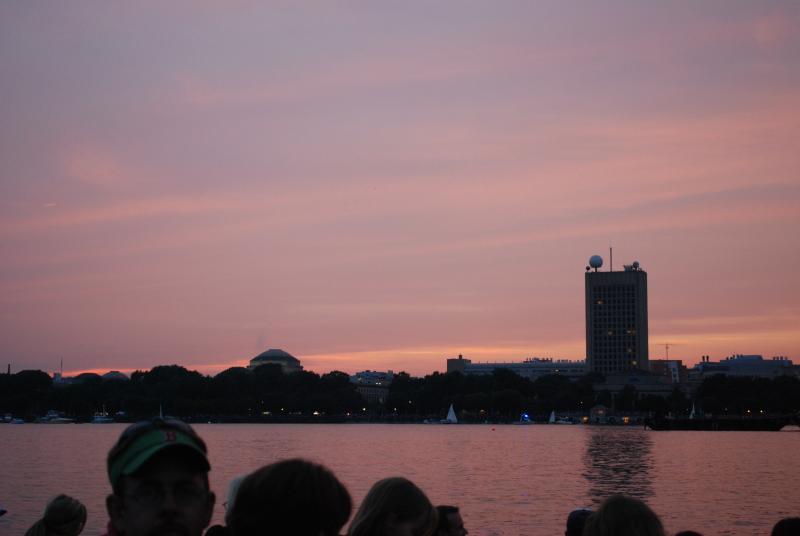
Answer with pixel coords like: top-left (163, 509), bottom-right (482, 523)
top-left (35, 410), bottom-right (75, 424)
top-left (548, 410), bottom-right (575, 424)
top-left (91, 405), bottom-right (114, 423)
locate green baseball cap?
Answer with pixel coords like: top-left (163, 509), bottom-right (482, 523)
top-left (108, 419), bottom-right (210, 488)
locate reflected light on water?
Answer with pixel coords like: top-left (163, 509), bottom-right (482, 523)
top-left (583, 427), bottom-right (654, 504)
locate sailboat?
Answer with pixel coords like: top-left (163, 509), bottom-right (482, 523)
top-left (440, 404), bottom-right (458, 424)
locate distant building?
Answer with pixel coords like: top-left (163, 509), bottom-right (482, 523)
top-left (688, 354), bottom-right (797, 382)
top-left (249, 349), bottom-right (303, 374)
top-left (452, 356), bottom-right (586, 381)
top-left (649, 360), bottom-right (688, 384)
top-left (585, 256), bottom-right (649, 374)
top-left (102, 371), bottom-right (130, 381)
top-left (52, 372), bottom-right (70, 385)
top-left (446, 354), bottom-right (471, 374)
top-left (599, 372), bottom-right (677, 397)
top-left (350, 370), bottom-right (394, 404)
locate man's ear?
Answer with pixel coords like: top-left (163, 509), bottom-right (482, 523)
top-left (107, 493), bottom-right (125, 531)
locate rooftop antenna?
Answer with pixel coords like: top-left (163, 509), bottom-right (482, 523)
top-left (661, 342), bottom-right (680, 360)
top-left (60, 357), bottom-right (63, 376)
top-left (609, 245), bottom-right (613, 272)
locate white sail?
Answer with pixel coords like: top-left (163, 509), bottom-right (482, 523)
top-left (446, 404), bottom-right (457, 424)
top-left (689, 403), bottom-right (696, 419)
top-left (548, 410), bottom-right (556, 424)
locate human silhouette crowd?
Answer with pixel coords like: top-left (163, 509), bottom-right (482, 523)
top-left (12, 418), bottom-right (799, 536)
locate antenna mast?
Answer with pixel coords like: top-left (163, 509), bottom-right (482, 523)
top-left (609, 246), bottom-right (613, 272)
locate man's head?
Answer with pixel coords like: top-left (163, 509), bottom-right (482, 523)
top-left (436, 505), bottom-right (467, 536)
top-left (565, 509), bottom-right (592, 536)
top-left (772, 517), bottom-right (800, 536)
top-left (227, 458), bottom-right (351, 536)
top-left (106, 418), bottom-right (215, 536)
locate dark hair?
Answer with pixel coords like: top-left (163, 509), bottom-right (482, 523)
top-left (205, 525), bottom-right (229, 536)
top-left (436, 506), bottom-right (459, 533)
top-left (348, 477), bottom-right (437, 536)
top-left (772, 517), bottom-right (800, 536)
top-left (675, 532), bottom-right (703, 536)
top-left (24, 494), bottom-right (87, 536)
top-left (565, 508), bottom-right (592, 536)
top-left (583, 495), bottom-right (665, 536)
top-left (228, 458), bottom-right (351, 536)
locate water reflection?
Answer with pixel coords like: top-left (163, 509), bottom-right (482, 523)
top-left (582, 428), bottom-right (654, 506)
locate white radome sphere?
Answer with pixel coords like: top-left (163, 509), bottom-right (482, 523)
top-left (589, 255), bottom-right (603, 269)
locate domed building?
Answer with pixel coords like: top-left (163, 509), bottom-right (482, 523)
top-left (102, 370), bottom-right (130, 381)
top-left (249, 348), bottom-right (303, 374)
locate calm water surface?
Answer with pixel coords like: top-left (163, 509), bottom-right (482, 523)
top-left (0, 424), bottom-right (797, 535)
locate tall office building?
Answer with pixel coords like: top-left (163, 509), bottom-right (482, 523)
top-left (585, 255), bottom-right (648, 374)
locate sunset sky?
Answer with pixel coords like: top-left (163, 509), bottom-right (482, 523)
top-left (1, 2), bottom-right (799, 377)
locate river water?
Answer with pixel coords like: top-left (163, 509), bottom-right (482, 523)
top-left (0, 423), bottom-right (797, 535)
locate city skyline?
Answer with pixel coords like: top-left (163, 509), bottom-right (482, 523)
top-left (2, 2), bottom-right (799, 377)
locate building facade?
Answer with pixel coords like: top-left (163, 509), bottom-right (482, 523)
top-left (446, 355), bottom-right (472, 374)
top-left (688, 354), bottom-right (797, 381)
top-left (649, 359), bottom-right (688, 384)
top-left (249, 348), bottom-right (303, 373)
top-left (350, 370), bottom-right (394, 404)
top-left (448, 356), bottom-right (586, 381)
top-left (585, 259), bottom-right (649, 374)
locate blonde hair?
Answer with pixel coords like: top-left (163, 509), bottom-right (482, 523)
top-left (583, 495), bottom-right (665, 536)
top-left (24, 494), bottom-right (87, 536)
top-left (348, 477), bottom-right (437, 536)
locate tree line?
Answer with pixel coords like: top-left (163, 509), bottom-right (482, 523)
top-left (1, 365), bottom-right (798, 422)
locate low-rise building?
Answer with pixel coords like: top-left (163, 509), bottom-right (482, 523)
top-left (599, 372), bottom-right (677, 397)
top-left (350, 370), bottom-right (394, 404)
top-left (448, 355), bottom-right (586, 381)
top-left (446, 354), bottom-right (472, 374)
top-left (649, 359), bottom-right (688, 384)
top-left (688, 354), bottom-right (796, 382)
